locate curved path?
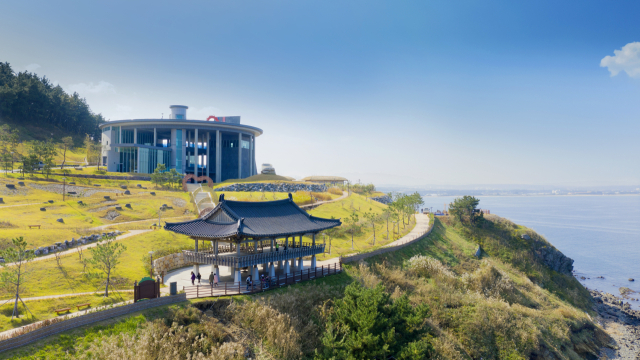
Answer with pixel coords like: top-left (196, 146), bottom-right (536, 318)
top-left (300, 190), bottom-right (349, 209)
top-left (4, 230), bottom-right (151, 266)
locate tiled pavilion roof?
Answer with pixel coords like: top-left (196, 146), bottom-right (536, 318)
top-left (165, 194), bottom-right (341, 240)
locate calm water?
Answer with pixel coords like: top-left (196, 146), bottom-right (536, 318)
top-left (421, 195), bottom-right (640, 308)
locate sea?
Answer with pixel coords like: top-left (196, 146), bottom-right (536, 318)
top-left (420, 195), bottom-right (640, 309)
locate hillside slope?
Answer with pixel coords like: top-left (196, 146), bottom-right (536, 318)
top-left (0, 215), bottom-right (609, 360)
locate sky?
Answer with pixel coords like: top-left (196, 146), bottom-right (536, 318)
top-left (1, 0), bottom-right (639, 187)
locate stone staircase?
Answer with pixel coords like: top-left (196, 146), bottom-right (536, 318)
top-left (188, 183), bottom-right (215, 216)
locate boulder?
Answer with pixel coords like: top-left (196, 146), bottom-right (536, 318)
top-left (40, 207), bottom-right (46, 211)
top-left (48, 200), bottom-right (54, 203)
top-left (0, 198), bottom-right (3, 203)
top-left (94, 184), bottom-right (101, 187)
top-left (56, 218), bottom-right (64, 223)
top-left (34, 249), bottom-right (41, 256)
top-left (17, 182), bottom-right (24, 186)
top-left (475, 245), bottom-right (483, 258)
top-left (115, 206), bottom-right (123, 211)
top-left (125, 204), bottom-right (131, 208)
top-left (104, 196), bottom-right (111, 200)
top-left (69, 182), bottom-right (75, 185)
top-left (120, 185), bottom-right (128, 189)
top-left (535, 246), bottom-right (574, 275)
top-left (77, 201), bottom-right (83, 204)
top-left (521, 234), bottom-right (531, 240)
top-left (124, 190), bottom-right (131, 195)
top-left (150, 192), bottom-right (156, 195)
top-left (137, 184), bottom-right (142, 188)
top-left (5, 184), bottom-right (15, 189)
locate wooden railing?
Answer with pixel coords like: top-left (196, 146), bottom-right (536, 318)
top-left (183, 244), bottom-right (325, 268)
top-left (182, 263), bottom-right (342, 299)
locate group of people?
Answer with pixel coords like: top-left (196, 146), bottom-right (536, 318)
top-left (190, 271), bottom-right (219, 287)
top-left (245, 274), bottom-right (272, 290)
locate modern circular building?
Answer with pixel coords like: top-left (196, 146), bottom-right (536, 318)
top-left (99, 105), bottom-right (263, 182)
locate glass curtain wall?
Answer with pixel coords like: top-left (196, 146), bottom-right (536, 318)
top-left (117, 147), bottom-right (137, 173)
top-left (175, 129), bottom-right (183, 174)
top-left (112, 126), bottom-right (120, 144)
top-left (138, 148), bottom-right (171, 174)
top-left (121, 129), bottom-right (134, 144)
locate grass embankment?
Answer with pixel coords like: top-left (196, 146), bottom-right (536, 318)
top-left (0, 292), bottom-right (134, 333)
top-left (0, 177), bottom-right (191, 248)
top-left (0, 231), bottom-right (192, 301)
top-left (308, 192), bottom-right (416, 260)
top-left (1, 216), bottom-right (606, 359)
top-left (207, 188), bottom-right (341, 204)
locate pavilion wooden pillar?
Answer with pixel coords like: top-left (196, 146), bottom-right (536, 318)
top-left (298, 235), bottom-right (305, 271)
top-left (193, 238), bottom-right (200, 277)
top-left (311, 233), bottom-right (317, 269)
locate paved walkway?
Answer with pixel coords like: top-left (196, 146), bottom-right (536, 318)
top-left (4, 230), bottom-right (150, 267)
top-left (384, 213), bottom-right (431, 247)
top-left (89, 217), bottom-right (189, 230)
top-left (300, 191), bottom-right (349, 209)
top-left (0, 203), bottom-right (42, 209)
top-left (1, 290), bottom-right (135, 303)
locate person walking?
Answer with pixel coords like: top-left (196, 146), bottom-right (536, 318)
top-left (213, 272), bottom-right (218, 287)
top-left (246, 275), bottom-right (251, 291)
top-left (209, 272), bottom-right (214, 288)
top-left (275, 242), bottom-right (279, 252)
top-left (197, 272), bottom-right (202, 285)
top-left (190, 271), bottom-right (195, 286)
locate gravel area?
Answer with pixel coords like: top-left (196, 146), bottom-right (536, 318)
top-left (591, 289), bottom-right (640, 359)
top-left (103, 210), bottom-right (121, 220)
top-left (28, 183), bottom-right (124, 197)
top-left (172, 197), bottom-right (187, 207)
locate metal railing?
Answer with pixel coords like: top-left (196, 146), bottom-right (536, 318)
top-left (183, 243), bottom-right (326, 268)
top-left (182, 263), bottom-right (342, 299)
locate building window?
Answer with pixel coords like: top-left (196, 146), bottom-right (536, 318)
top-left (112, 126), bottom-right (120, 144)
top-left (121, 129), bottom-right (134, 144)
top-left (176, 115), bottom-right (184, 119)
top-left (241, 140), bottom-right (250, 149)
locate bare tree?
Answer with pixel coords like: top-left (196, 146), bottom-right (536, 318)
top-left (0, 237), bottom-right (35, 319)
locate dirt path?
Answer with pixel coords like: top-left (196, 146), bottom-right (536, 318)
top-left (3, 290), bottom-right (135, 303)
top-left (0, 203), bottom-right (42, 209)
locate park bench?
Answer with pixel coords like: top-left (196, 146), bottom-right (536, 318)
top-left (54, 307), bottom-right (71, 315)
top-left (28, 225), bottom-right (41, 229)
top-left (76, 303), bottom-right (91, 310)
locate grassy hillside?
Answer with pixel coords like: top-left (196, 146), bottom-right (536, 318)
top-left (0, 214), bottom-right (606, 360)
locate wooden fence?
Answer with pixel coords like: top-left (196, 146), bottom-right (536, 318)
top-left (182, 263), bottom-right (342, 299)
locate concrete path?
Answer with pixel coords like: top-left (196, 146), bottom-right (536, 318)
top-left (2, 290), bottom-right (135, 303)
top-left (0, 297), bottom-right (134, 339)
top-left (300, 191), bottom-right (349, 209)
top-left (0, 203), bottom-right (42, 209)
top-left (384, 213), bottom-right (431, 247)
top-left (4, 230), bottom-right (150, 266)
top-left (89, 217), bottom-right (189, 230)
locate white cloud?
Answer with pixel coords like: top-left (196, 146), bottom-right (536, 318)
top-left (24, 63), bottom-right (41, 73)
top-left (68, 81), bottom-right (116, 94)
top-left (600, 42), bottom-right (640, 78)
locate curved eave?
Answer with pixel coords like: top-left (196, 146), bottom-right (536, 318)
top-left (99, 119), bottom-right (263, 137)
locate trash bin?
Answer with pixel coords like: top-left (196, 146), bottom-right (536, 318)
top-left (170, 282), bottom-right (177, 296)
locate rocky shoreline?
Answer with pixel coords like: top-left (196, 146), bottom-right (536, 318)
top-left (589, 289), bottom-right (640, 359)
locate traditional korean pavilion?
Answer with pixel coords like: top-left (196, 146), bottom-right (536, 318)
top-left (165, 193), bottom-right (341, 283)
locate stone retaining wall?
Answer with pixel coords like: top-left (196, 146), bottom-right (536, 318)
top-left (341, 219), bottom-right (433, 264)
top-left (0, 294), bottom-right (187, 353)
top-left (216, 182), bottom-right (327, 193)
top-left (153, 252), bottom-right (196, 277)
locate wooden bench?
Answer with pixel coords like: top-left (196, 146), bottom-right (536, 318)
top-left (54, 307), bottom-right (71, 315)
top-left (28, 225), bottom-right (41, 229)
top-left (76, 303), bottom-right (91, 310)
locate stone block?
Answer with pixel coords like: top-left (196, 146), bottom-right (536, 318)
top-left (124, 190), bottom-right (130, 195)
top-left (40, 208), bottom-right (46, 211)
top-left (57, 218), bottom-right (64, 223)
top-left (17, 182), bottom-right (24, 186)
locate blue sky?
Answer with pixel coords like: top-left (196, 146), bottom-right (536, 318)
top-left (2, 0), bottom-right (639, 187)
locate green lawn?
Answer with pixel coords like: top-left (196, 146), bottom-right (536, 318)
top-left (308, 193), bottom-right (417, 260)
top-left (0, 230), bottom-right (193, 299)
top-left (0, 292), bottom-right (134, 333)
top-left (0, 177), bottom-right (192, 248)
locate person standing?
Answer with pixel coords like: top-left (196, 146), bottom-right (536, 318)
top-left (213, 272), bottom-right (219, 287)
top-left (209, 272), bottom-right (214, 288)
top-left (275, 242), bottom-right (279, 252)
top-left (197, 272), bottom-right (202, 285)
top-left (246, 275), bottom-right (251, 291)
top-left (190, 271), bottom-right (195, 286)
